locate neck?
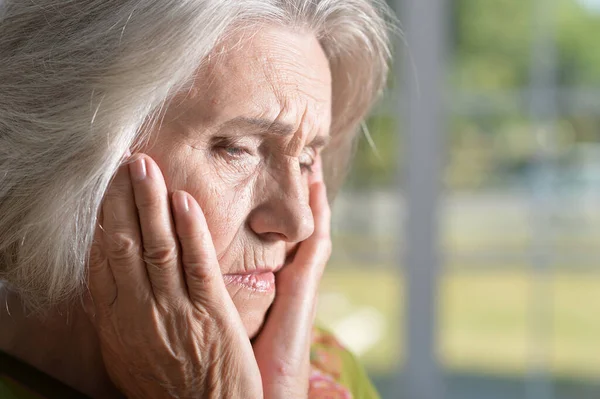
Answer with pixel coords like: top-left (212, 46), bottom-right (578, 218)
top-left (0, 290), bottom-right (121, 398)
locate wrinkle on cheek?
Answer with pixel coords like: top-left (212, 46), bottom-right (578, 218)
top-left (211, 185), bottom-right (252, 263)
top-left (225, 282), bottom-right (246, 302)
top-left (168, 143), bottom-right (210, 188)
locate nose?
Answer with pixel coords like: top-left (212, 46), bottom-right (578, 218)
top-left (248, 164), bottom-right (314, 243)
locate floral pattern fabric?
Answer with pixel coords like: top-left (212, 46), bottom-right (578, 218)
top-left (308, 327), bottom-right (381, 399)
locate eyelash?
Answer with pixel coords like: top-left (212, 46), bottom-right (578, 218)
top-left (222, 146), bottom-right (249, 157)
top-left (213, 138), bottom-right (253, 160)
top-left (216, 143), bottom-right (315, 174)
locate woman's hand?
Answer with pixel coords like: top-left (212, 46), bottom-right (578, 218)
top-left (252, 156), bottom-right (331, 398)
top-left (85, 154), bottom-right (331, 399)
top-left (86, 154), bottom-right (262, 398)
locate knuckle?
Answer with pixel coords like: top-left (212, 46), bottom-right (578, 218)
top-left (178, 227), bottom-right (205, 242)
top-left (183, 261), bottom-right (214, 284)
top-left (179, 233), bottom-right (213, 262)
top-left (143, 245), bottom-right (178, 268)
top-left (135, 192), bottom-right (162, 210)
top-left (103, 181), bottom-right (130, 203)
top-left (270, 358), bottom-right (298, 380)
top-left (89, 242), bottom-right (105, 266)
top-left (105, 232), bottom-right (138, 261)
top-left (102, 188), bottom-right (121, 203)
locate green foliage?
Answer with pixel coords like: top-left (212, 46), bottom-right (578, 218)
top-left (344, 115), bottom-right (399, 190)
top-left (452, 0), bottom-right (533, 89)
top-left (347, 0), bottom-right (600, 190)
top-left (452, 0), bottom-right (600, 88)
top-left (556, 0), bottom-right (600, 85)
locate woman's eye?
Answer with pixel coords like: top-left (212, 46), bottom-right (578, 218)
top-left (222, 146), bottom-right (247, 157)
top-left (212, 136), bottom-right (258, 161)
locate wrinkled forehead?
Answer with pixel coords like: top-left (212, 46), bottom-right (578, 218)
top-left (172, 26), bottom-right (333, 135)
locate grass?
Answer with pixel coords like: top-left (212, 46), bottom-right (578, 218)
top-left (316, 266), bottom-right (600, 381)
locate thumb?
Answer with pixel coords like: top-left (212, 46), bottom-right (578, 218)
top-left (253, 181), bottom-right (331, 398)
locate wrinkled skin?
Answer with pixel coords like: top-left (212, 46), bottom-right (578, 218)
top-left (85, 26), bottom-right (333, 398)
top-left (148, 25), bottom-right (332, 337)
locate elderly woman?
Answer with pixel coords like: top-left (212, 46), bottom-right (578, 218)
top-left (0, 0), bottom-right (392, 398)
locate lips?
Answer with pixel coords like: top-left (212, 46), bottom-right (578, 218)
top-left (222, 272), bottom-right (276, 292)
top-left (222, 265), bottom-right (284, 293)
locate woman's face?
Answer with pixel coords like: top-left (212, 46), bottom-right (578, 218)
top-left (144, 27), bottom-right (332, 337)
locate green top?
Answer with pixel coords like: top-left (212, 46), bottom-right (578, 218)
top-left (0, 327), bottom-right (379, 399)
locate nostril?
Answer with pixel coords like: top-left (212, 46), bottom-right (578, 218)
top-left (247, 192), bottom-right (315, 243)
top-left (272, 232), bottom-right (288, 241)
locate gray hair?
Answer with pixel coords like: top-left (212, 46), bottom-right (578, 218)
top-left (0, 0), bottom-right (393, 310)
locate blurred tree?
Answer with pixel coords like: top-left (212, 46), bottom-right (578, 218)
top-left (556, 0), bottom-right (600, 86)
top-left (451, 0), bottom-right (532, 90)
top-left (452, 0), bottom-right (600, 88)
top-left (344, 115), bottom-right (398, 190)
top-left (344, 0), bottom-right (600, 191)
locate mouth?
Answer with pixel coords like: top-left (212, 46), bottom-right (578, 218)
top-left (222, 265), bottom-right (284, 293)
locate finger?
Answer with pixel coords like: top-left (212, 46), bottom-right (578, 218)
top-left (257, 181), bottom-right (331, 332)
top-left (172, 190), bottom-right (263, 395)
top-left (252, 181), bottom-right (331, 396)
top-left (87, 211), bottom-right (117, 312)
top-left (101, 162), bottom-right (151, 300)
top-left (129, 154), bottom-right (186, 302)
top-left (308, 155), bottom-right (324, 185)
top-left (253, 281), bottom-right (313, 399)
top-left (280, 181), bottom-right (331, 295)
top-left (308, 180), bottom-right (331, 244)
top-left (171, 190), bottom-right (237, 311)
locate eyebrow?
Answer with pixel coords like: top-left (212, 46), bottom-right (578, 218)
top-left (219, 116), bottom-right (331, 149)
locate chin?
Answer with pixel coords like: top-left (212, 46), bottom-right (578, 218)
top-left (243, 311), bottom-right (269, 339)
top-left (225, 286), bottom-right (276, 339)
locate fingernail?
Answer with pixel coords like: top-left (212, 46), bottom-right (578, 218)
top-left (129, 157), bottom-right (146, 181)
top-left (173, 191), bottom-right (190, 213)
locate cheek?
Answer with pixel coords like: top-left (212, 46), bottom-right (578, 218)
top-left (145, 145), bottom-right (254, 254)
top-left (200, 189), bottom-right (251, 254)
top-left (186, 180), bottom-right (253, 260)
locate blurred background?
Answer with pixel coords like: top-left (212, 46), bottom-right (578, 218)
top-left (316, 0), bottom-right (600, 398)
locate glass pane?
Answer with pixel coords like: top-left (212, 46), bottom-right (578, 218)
top-left (317, 110), bottom-right (404, 393)
top-left (443, 0), bottom-right (600, 397)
